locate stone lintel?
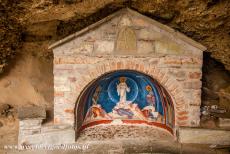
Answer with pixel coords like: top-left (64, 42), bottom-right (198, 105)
top-left (18, 106), bottom-right (46, 120)
top-left (179, 127), bottom-right (230, 145)
top-left (218, 118), bottom-right (230, 129)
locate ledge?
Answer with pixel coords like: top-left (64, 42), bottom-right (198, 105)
top-left (18, 106), bottom-right (46, 120)
top-left (178, 127), bottom-right (230, 145)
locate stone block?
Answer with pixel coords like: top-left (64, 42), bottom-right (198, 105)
top-left (54, 97), bottom-right (69, 105)
top-left (41, 124), bottom-right (72, 133)
top-left (70, 42), bottom-right (94, 54)
top-left (54, 64), bottom-right (74, 70)
top-left (183, 81), bottom-right (202, 89)
top-left (54, 91), bottom-right (65, 97)
top-left (189, 105), bottom-right (201, 126)
top-left (155, 41), bottom-right (168, 54)
top-left (218, 118), bottom-right (230, 129)
top-left (54, 76), bottom-right (69, 84)
top-left (155, 40), bottom-right (184, 55)
top-left (64, 92), bottom-right (78, 104)
top-left (19, 119), bottom-right (43, 137)
top-left (68, 77), bottom-right (76, 82)
top-left (18, 106), bottom-right (46, 120)
top-left (132, 16), bottom-right (150, 27)
top-left (19, 119), bottom-right (43, 128)
top-left (58, 57), bottom-right (76, 64)
top-left (181, 57), bottom-right (202, 67)
top-left (148, 58), bottom-right (159, 65)
top-left (188, 71), bottom-right (202, 79)
top-left (94, 40), bottom-right (114, 54)
top-left (137, 40), bottom-right (155, 54)
top-left (18, 128), bottom-right (75, 146)
top-left (167, 69), bottom-right (187, 81)
top-left (19, 128), bottom-right (41, 136)
top-left (183, 90), bottom-right (201, 106)
top-left (54, 83), bottom-right (71, 92)
top-left (137, 28), bottom-right (162, 40)
top-left (102, 30), bottom-right (116, 41)
top-left (179, 127), bottom-right (230, 145)
top-left (160, 56), bottom-right (182, 68)
top-left (54, 115), bottom-right (74, 126)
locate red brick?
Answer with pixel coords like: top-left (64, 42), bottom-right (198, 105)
top-left (139, 64), bottom-right (144, 71)
top-left (54, 118), bottom-right (60, 124)
top-left (178, 111), bottom-right (188, 116)
top-left (177, 116), bottom-right (188, 121)
top-left (164, 59), bottom-right (181, 65)
top-left (177, 121), bottom-right (188, 126)
top-left (64, 109), bottom-right (74, 114)
top-left (54, 91), bottom-right (64, 97)
top-left (189, 72), bottom-right (201, 79)
top-left (181, 57), bottom-right (202, 65)
top-left (135, 63), bottom-right (140, 70)
top-left (117, 62), bottom-right (122, 69)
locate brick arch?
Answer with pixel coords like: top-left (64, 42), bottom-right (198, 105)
top-left (74, 60), bottom-right (189, 128)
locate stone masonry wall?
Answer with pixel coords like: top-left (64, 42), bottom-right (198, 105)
top-left (53, 55), bottom-right (202, 128)
top-left (52, 10), bottom-right (203, 130)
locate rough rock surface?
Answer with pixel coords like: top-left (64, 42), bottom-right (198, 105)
top-left (0, 0), bottom-right (230, 71)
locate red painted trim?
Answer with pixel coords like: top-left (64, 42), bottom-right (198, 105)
top-left (80, 120), bottom-right (174, 135)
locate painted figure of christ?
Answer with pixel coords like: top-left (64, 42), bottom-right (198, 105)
top-left (117, 77), bottom-right (130, 103)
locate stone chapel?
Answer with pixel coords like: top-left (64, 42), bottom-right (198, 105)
top-left (18, 8), bottom-right (230, 148)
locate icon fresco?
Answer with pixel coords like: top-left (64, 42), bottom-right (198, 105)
top-left (79, 71), bottom-right (174, 133)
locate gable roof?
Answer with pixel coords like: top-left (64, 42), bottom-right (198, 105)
top-left (49, 8), bottom-right (207, 51)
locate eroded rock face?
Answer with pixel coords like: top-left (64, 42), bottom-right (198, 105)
top-left (0, 104), bottom-right (14, 118)
top-left (0, 0), bottom-right (22, 70)
top-left (1, 0), bottom-right (230, 71)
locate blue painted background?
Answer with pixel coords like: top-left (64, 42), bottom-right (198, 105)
top-left (83, 71), bottom-right (164, 117)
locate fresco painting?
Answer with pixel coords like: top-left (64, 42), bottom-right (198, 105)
top-left (79, 71), bottom-right (174, 133)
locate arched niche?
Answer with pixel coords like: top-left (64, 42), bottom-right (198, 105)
top-left (75, 70), bottom-right (175, 138)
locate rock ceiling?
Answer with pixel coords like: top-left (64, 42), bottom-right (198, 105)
top-left (0, 0), bottom-right (230, 71)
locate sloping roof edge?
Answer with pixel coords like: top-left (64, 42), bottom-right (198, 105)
top-left (49, 8), bottom-right (207, 51)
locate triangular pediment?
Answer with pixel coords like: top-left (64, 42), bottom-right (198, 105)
top-left (50, 8), bottom-right (206, 56)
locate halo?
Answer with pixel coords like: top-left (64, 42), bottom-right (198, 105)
top-left (146, 85), bottom-right (152, 92)
top-left (119, 77), bottom-right (126, 82)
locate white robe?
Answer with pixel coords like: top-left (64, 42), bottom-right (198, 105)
top-left (117, 82), bottom-right (130, 103)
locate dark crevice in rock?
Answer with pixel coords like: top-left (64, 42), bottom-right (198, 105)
top-left (201, 52), bottom-right (230, 128)
top-left (207, 0), bottom-right (221, 9)
top-left (21, 33), bottom-right (53, 42)
top-left (202, 52), bottom-right (230, 103)
top-left (0, 104), bottom-right (14, 118)
top-left (141, 10), bottom-right (178, 24)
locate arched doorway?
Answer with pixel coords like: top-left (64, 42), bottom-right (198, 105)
top-left (75, 70), bottom-right (175, 139)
